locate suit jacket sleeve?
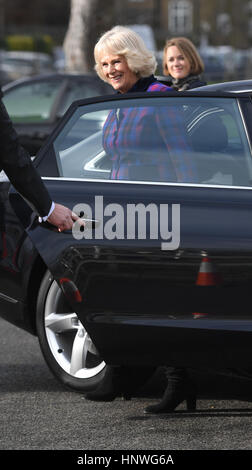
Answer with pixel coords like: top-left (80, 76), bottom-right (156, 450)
top-left (0, 98), bottom-right (52, 217)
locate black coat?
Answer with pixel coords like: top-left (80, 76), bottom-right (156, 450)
top-left (0, 96), bottom-right (52, 217)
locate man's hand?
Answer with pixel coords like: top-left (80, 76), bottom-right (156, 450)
top-left (47, 203), bottom-right (80, 231)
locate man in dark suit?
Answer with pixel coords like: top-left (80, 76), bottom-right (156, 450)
top-left (0, 95), bottom-right (78, 231)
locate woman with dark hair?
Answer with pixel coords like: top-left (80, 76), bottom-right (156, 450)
top-left (162, 36), bottom-right (206, 91)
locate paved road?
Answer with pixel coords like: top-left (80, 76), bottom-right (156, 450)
top-left (1, 317), bottom-right (252, 453)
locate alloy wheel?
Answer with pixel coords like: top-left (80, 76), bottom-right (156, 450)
top-left (43, 280), bottom-right (106, 379)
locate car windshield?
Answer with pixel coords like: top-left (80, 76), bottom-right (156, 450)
top-left (53, 95), bottom-right (252, 187)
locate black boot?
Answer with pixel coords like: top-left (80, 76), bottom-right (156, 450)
top-left (145, 367), bottom-right (196, 414)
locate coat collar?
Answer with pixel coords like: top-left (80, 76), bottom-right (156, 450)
top-left (116, 75), bottom-right (157, 94)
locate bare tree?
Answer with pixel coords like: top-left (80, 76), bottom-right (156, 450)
top-left (63, 0), bottom-right (98, 72)
top-left (63, 0), bottom-right (119, 73)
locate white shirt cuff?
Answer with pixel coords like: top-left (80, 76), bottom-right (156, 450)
top-left (38, 201), bottom-right (55, 223)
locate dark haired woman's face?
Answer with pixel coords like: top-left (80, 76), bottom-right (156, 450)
top-left (166, 45), bottom-right (191, 79)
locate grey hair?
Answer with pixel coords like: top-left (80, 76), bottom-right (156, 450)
top-left (94, 25), bottom-right (157, 81)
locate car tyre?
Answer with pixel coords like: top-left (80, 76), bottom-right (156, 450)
top-left (36, 270), bottom-right (154, 394)
top-left (36, 270), bottom-right (114, 392)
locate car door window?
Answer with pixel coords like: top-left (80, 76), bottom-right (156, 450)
top-left (52, 95), bottom-right (252, 186)
top-left (187, 100), bottom-right (252, 185)
top-left (3, 79), bottom-right (62, 123)
top-left (57, 80), bottom-right (108, 118)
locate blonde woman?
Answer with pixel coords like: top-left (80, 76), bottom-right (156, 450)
top-left (93, 26), bottom-right (196, 182)
top-left (85, 27), bottom-right (198, 403)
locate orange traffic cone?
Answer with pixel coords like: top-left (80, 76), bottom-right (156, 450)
top-left (193, 256), bottom-right (222, 319)
top-left (195, 257), bottom-right (222, 286)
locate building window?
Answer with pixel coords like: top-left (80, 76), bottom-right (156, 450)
top-left (168, 0), bottom-right (193, 34)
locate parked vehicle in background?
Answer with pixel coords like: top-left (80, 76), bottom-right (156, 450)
top-left (0, 68), bottom-right (11, 87)
top-left (233, 49), bottom-right (252, 80)
top-left (0, 50), bottom-right (55, 84)
top-left (200, 53), bottom-right (226, 82)
top-left (2, 73), bottom-right (112, 155)
top-left (199, 45), bottom-right (252, 82)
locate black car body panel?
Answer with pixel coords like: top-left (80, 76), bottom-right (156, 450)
top-left (10, 179), bottom-right (252, 369)
top-left (192, 79), bottom-right (252, 94)
top-left (4, 85), bottom-right (252, 372)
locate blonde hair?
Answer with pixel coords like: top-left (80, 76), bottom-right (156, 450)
top-left (94, 25), bottom-right (157, 82)
top-left (163, 37), bottom-right (204, 76)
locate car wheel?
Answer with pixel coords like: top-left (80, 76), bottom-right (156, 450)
top-left (36, 270), bottom-right (110, 393)
top-left (36, 270), bottom-right (155, 394)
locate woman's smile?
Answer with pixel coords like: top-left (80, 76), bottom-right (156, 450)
top-left (100, 53), bottom-right (138, 93)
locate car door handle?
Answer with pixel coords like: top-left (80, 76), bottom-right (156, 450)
top-left (46, 218), bottom-right (100, 234)
top-left (80, 218), bottom-right (100, 229)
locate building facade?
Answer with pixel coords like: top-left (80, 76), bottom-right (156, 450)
top-left (2, 0), bottom-right (252, 50)
top-left (126, 0), bottom-right (252, 49)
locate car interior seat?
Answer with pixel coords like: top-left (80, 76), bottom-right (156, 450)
top-left (189, 113), bottom-right (249, 185)
top-left (190, 114), bottom-right (228, 153)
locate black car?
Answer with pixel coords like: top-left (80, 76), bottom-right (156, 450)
top-left (2, 80), bottom-right (252, 395)
top-left (2, 73), bottom-right (112, 155)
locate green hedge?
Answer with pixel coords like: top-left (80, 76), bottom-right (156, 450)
top-left (1, 35), bottom-right (54, 54)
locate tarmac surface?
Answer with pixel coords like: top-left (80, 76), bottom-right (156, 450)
top-left (1, 318), bottom-right (252, 454)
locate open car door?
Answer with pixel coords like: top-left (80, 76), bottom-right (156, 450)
top-left (10, 91), bottom-right (252, 370)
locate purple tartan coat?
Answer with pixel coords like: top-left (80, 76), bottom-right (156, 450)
top-left (102, 76), bottom-right (197, 182)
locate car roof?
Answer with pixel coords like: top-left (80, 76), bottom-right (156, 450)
top-left (153, 76), bottom-right (252, 96)
top-left (191, 79), bottom-right (252, 94)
